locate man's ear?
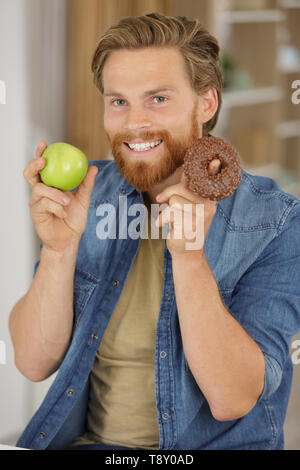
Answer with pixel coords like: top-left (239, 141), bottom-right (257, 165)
top-left (198, 87), bottom-right (218, 124)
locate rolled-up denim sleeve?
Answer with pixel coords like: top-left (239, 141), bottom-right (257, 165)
top-left (259, 353), bottom-right (282, 400)
top-left (229, 201), bottom-right (300, 400)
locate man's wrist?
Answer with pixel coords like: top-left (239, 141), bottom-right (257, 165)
top-left (170, 248), bottom-right (206, 265)
top-left (41, 241), bottom-right (80, 265)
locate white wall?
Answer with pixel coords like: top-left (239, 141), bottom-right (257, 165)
top-left (0, 0), bottom-right (67, 444)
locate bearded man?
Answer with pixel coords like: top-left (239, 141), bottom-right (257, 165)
top-left (10, 13), bottom-right (300, 450)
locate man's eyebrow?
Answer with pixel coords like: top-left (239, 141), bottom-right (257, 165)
top-left (103, 87), bottom-right (178, 98)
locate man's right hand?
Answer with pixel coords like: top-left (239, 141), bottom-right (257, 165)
top-left (23, 140), bottom-right (98, 253)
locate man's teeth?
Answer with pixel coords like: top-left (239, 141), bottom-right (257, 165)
top-left (128, 140), bottom-right (162, 151)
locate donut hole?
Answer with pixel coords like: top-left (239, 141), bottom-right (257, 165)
top-left (206, 154), bottom-right (224, 176)
top-left (214, 154), bottom-right (226, 173)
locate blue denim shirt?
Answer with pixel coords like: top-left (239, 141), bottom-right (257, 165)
top-left (17, 159), bottom-right (300, 450)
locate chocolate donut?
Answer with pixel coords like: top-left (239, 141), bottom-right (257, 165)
top-left (183, 136), bottom-right (242, 201)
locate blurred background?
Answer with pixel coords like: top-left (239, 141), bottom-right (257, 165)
top-left (0, 0), bottom-right (299, 449)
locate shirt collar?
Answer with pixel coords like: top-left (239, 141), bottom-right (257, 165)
top-left (118, 176), bottom-right (141, 197)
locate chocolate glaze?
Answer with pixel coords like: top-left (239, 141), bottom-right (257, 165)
top-left (183, 136), bottom-right (242, 201)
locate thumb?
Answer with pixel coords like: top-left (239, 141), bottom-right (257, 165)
top-left (208, 159), bottom-right (221, 176)
top-left (75, 165), bottom-right (98, 207)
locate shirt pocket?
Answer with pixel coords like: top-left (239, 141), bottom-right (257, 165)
top-left (73, 267), bottom-right (100, 328)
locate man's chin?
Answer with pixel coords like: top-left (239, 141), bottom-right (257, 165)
top-left (112, 152), bottom-right (176, 192)
top-left (121, 173), bottom-right (166, 193)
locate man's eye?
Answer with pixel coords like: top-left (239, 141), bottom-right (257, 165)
top-left (153, 96), bottom-right (167, 103)
top-left (112, 99), bottom-right (126, 106)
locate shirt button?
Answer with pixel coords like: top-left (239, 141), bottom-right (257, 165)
top-left (67, 389), bottom-right (74, 397)
top-left (112, 280), bottom-right (120, 287)
top-left (162, 413), bottom-right (170, 420)
top-left (91, 333), bottom-right (98, 341)
top-left (160, 351), bottom-right (167, 358)
top-left (39, 432), bottom-right (46, 439)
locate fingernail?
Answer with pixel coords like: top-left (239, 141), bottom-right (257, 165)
top-left (62, 196), bottom-right (70, 205)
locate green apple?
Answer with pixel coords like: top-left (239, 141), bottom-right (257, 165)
top-left (40, 142), bottom-right (88, 191)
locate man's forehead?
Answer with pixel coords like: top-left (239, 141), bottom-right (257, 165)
top-left (102, 47), bottom-right (189, 95)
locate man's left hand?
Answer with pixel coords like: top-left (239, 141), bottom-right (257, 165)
top-left (155, 159), bottom-right (221, 257)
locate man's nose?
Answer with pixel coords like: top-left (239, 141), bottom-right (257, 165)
top-left (124, 105), bottom-right (152, 131)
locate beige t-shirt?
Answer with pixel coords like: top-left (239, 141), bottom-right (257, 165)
top-left (73, 209), bottom-right (165, 449)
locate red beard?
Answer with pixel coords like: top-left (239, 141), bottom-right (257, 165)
top-left (107, 106), bottom-right (199, 192)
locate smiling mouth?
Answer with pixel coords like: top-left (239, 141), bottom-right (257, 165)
top-left (124, 139), bottom-right (163, 153)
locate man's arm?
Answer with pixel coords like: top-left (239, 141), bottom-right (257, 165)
top-left (9, 243), bottom-right (79, 382)
top-left (155, 165), bottom-right (300, 423)
top-left (9, 140), bottom-right (98, 382)
top-left (172, 251), bottom-right (265, 422)
top-left (155, 164), bottom-right (265, 420)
